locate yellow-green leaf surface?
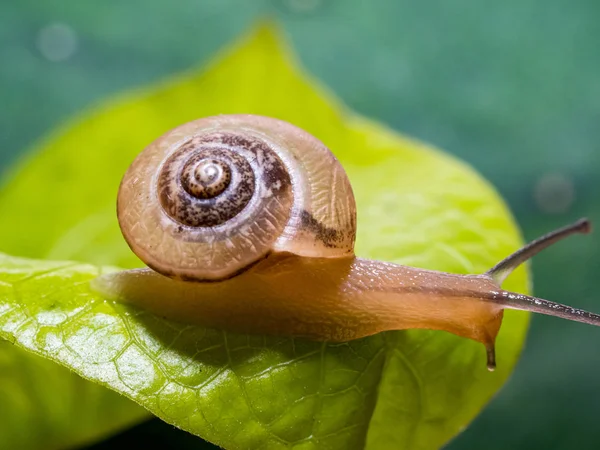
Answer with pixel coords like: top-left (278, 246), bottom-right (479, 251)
top-left (0, 24), bottom-right (529, 449)
top-left (0, 336), bottom-right (145, 450)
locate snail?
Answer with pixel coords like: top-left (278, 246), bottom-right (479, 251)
top-left (92, 114), bottom-right (600, 371)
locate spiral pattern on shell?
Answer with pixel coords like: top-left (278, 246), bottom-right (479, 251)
top-left (157, 134), bottom-right (283, 228)
top-left (117, 115), bottom-right (357, 281)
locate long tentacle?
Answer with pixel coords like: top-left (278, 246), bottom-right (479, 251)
top-left (486, 218), bottom-right (591, 285)
top-left (491, 290), bottom-right (600, 326)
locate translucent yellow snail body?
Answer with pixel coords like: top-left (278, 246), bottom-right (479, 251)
top-left (93, 114), bottom-right (599, 370)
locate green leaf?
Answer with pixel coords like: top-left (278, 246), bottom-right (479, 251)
top-left (0, 346), bottom-right (145, 450)
top-left (0, 262), bottom-right (147, 450)
top-left (0, 23), bottom-right (529, 449)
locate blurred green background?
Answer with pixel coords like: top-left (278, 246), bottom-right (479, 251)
top-left (1, 1), bottom-right (599, 449)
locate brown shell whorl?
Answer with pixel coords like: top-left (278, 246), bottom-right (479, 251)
top-left (157, 135), bottom-right (258, 228)
top-left (181, 158), bottom-right (232, 200)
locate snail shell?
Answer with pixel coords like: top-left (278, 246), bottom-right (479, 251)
top-left (117, 114), bottom-right (357, 281)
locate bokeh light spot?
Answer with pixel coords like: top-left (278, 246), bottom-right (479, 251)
top-left (36, 23), bottom-right (78, 62)
top-left (533, 173), bottom-right (575, 214)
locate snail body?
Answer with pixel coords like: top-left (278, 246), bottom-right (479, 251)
top-left (94, 114), bottom-right (600, 370)
top-left (96, 255), bottom-right (506, 366)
